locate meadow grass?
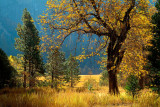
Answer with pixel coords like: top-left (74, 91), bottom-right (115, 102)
top-left (0, 75), bottom-right (159, 107)
top-left (75, 75), bottom-right (101, 87)
top-left (0, 87), bottom-right (159, 107)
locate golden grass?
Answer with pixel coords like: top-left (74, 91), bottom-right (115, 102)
top-left (136, 89), bottom-right (160, 107)
top-left (36, 74), bottom-right (101, 87)
top-left (0, 75), bottom-right (159, 107)
top-left (0, 87), bottom-right (159, 107)
top-left (76, 75), bottom-right (101, 87)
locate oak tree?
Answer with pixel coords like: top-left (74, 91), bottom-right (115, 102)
top-left (40, 0), bottom-right (154, 94)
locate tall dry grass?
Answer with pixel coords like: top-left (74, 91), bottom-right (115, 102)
top-left (0, 87), bottom-right (159, 107)
top-left (0, 75), bottom-right (159, 107)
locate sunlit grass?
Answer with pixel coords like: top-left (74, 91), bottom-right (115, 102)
top-left (36, 75), bottom-right (101, 87)
top-left (136, 89), bottom-right (160, 107)
top-left (0, 87), bottom-right (159, 107)
top-left (76, 75), bottom-right (101, 87)
top-left (0, 75), bottom-right (159, 107)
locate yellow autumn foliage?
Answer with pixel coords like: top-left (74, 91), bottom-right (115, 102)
top-left (39, 0), bottom-right (156, 77)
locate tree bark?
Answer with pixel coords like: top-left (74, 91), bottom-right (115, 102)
top-left (108, 70), bottom-right (119, 95)
top-left (23, 57), bottom-right (27, 88)
top-left (139, 74), bottom-right (144, 89)
top-left (23, 74), bottom-right (26, 88)
top-left (71, 70), bottom-right (73, 87)
top-left (107, 34), bottom-right (125, 95)
top-left (51, 71), bottom-right (54, 88)
top-left (29, 60), bottom-right (35, 87)
top-left (29, 60), bottom-right (31, 88)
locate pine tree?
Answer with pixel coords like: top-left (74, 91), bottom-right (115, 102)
top-left (147, 0), bottom-right (160, 93)
top-left (125, 75), bottom-right (139, 98)
top-left (64, 54), bottom-right (80, 88)
top-left (46, 48), bottom-right (65, 89)
top-left (15, 8), bottom-right (44, 88)
top-left (0, 48), bottom-right (16, 89)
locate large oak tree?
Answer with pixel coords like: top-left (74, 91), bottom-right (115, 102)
top-left (40, 0), bottom-right (154, 94)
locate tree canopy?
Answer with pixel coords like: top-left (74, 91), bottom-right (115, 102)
top-left (40, 0), bottom-right (155, 94)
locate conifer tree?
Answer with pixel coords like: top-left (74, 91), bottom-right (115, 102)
top-left (0, 48), bottom-right (16, 89)
top-left (147, 1), bottom-right (160, 92)
top-left (46, 48), bottom-right (65, 89)
top-left (15, 8), bottom-right (44, 88)
top-left (64, 54), bottom-right (80, 88)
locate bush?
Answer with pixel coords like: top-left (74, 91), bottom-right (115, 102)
top-left (36, 80), bottom-right (50, 87)
top-left (99, 70), bottom-right (108, 86)
top-left (125, 75), bottom-right (140, 98)
top-left (83, 78), bottom-right (99, 91)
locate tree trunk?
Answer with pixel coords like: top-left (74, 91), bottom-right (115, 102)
top-left (139, 74), bottom-right (144, 89)
top-left (55, 78), bottom-right (58, 90)
top-left (51, 71), bottom-right (53, 88)
top-left (108, 70), bottom-right (119, 95)
top-left (29, 60), bottom-right (31, 88)
top-left (23, 74), bottom-right (26, 88)
top-left (31, 65), bottom-right (35, 87)
top-left (71, 70), bottom-right (73, 88)
top-left (29, 60), bottom-right (35, 87)
top-left (23, 58), bottom-right (26, 88)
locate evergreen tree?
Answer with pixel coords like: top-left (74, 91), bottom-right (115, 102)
top-left (15, 8), bottom-right (44, 88)
top-left (147, 0), bottom-right (160, 93)
top-left (64, 54), bottom-right (80, 88)
top-left (46, 48), bottom-right (65, 89)
top-left (0, 48), bottom-right (16, 89)
top-left (125, 75), bottom-right (139, 98)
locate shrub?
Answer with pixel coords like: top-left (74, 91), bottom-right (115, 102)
top-left (83, 78), bottom-right (99, 91)
top-left (125, 75), bottom-right (140, 98)
top-left (99, 70), bottom-right (108, 86)
top-left (36, 80), bottom-right (50, 87)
